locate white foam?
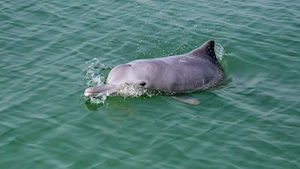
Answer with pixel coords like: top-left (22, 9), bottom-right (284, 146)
top-left (85, 58), bottom-right (108, 87)
top-left (215, 43), bottom-right (226, 61)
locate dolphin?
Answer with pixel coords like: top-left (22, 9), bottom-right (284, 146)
top-left (84, 40), bottom-right (224, 104)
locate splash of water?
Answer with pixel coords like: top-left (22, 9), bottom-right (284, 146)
top-left (85, 58), bottom-right (111, 104)
top-left (215, 43), bottom-right (226, 61)
top-left (85, 58), bottom-right (109, 87)
top-left (115, 84), bottom-right (151, 97)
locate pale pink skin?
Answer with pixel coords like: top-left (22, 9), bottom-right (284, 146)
top-left (84, 40), bottom-right (223, 98)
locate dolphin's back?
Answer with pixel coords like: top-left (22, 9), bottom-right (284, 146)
top-left (127, 40), bottom-right (224, 92)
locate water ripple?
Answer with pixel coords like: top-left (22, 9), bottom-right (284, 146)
top-left (1, 0), bottom-right (300, 169)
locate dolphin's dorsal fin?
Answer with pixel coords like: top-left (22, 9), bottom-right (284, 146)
top-left (190, 40), bottom-right (218, 63)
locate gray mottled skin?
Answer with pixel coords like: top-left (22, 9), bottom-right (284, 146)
top-left (84, 40), bottom-right (224, 97)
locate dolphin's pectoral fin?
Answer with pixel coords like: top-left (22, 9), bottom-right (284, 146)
top-left (172, 94), bottom-right (200, 105)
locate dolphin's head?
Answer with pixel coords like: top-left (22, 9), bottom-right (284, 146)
top-left (84, 63), bottom-right (151, 97)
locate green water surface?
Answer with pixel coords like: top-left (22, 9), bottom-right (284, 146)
top-left (1, 0), bottom-right (300, 169)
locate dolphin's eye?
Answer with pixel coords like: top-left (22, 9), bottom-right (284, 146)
top-left (139, 82), bottom-right (146, 86)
